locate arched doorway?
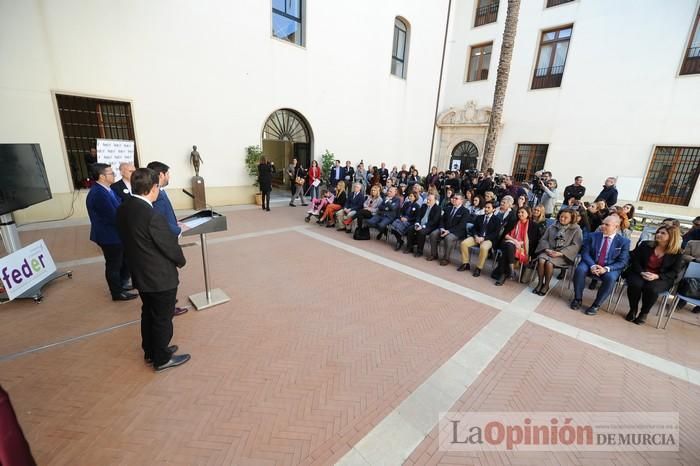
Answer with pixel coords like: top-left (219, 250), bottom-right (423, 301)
top-left (262, 109), bottom-right (313, 185)
top-left (450, 141), bottom-right (479, 171)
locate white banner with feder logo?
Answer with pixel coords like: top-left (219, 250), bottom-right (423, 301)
top-left (0, 240), bottom-right (57, 300)
top-left (96, 139), bottom-right (134, 182)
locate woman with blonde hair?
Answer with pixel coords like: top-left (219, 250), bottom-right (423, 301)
top-left (624, 225), bottom-right (684, 325)
top-left (319, 181), bottom-right (346, 227)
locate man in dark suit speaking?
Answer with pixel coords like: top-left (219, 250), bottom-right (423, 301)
top-left (117, 168), bottom-right (190, 372)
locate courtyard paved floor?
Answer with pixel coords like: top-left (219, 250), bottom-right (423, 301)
top-left (1, 198), bottom-right (700, 465)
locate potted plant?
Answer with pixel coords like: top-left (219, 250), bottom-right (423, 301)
top-left (320, 149), bottom-right (335, 186)
top-left (245, 145), bottom-right (263, 205)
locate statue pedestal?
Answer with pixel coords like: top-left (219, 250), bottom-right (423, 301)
top-left (191, 176), bottom-right (206, 210)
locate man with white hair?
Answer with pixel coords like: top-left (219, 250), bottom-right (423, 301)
top-left (571, 215), bottom-right (630, 315)
top-left (111, 162), bottom-right (136, 202)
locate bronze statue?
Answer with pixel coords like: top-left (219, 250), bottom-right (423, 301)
top-left (190, 145), bottom-right (204, 177)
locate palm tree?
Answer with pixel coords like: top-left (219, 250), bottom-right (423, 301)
top-left (481, 0), bottom-right (521, 170)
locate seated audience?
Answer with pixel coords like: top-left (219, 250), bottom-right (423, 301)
top-left (571, 215), bottom-right (630, 315)
top-left (532, 204), bottom-right (548, 238)
top-left (405, 193), bottom-right (441, 256)
top-left (458, 201), bottom-right (502, 277)
top-left (682, 216), bottom-right (700, 248)
top-left (306, 188), bottom-right (334, 222)
top-left (427, 193), bottom-right (470, 266)
top-left (624, 225), bottom-right (683, 325)
top-left (493, 206), bottom-right (540, 286)
top-left (390, 192), bottom-right (420, 251)
top-left (466, 195), bottom-right (485, 217)
top-left (532, 208), bottom-right (583, 296)
top-left (356, 184), bottom-right (383, 229)
top-left (336, 182), bottom-right (365, 232)
top-left (320, 181), bottom-right (346, 227)
top-left (368, 186), bottom-right (401, 239)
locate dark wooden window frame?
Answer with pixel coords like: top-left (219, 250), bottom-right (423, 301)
top-left (474, 0), bottom-right (499, 27)
top-left (512, 144), bottom-right (549, 183)
top-left (680, 8), bottom-right (700, 75)
top-left (391, 17), bottom-right (409, 79)
top-left (640, 146), bottom-right (700, 206)
top-left (466, 42), bottom-right (493, 82)
top-left (546, 0), bottom-right (575, 8)
top-left (531, 25), bottom-right (573, 90)
top-left (55, 93), bottom-right (138, 189)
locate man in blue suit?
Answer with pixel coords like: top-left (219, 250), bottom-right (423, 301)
top-left (571, 215), bottom-right (630, 315)
top-left (86, 163), bottom-right (137, 301)
top-left (328, 160), bottom-right (345, 189)
top-left (146, 161), bottom-right (181, 237)
top-left (146, 161), bottom-right (188, 316)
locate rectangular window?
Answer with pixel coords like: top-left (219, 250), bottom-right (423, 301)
top-left (466, 43), bottom-right (493, 82)
top-left (680, 9), bottom-right (700, 75)
top-left (474, 0), bottom-right (499, 27)
top-left (512, 144), bottom-right (548, 183)
top-left (532, 25), bottom-right (572, 89)
top-left (391, 19), bottom-right (409, 78)
top-left (641, 146), bottom-right (700, 206)
top-left (272, 0), bottom-right (303, 46)
top-left (55, 94), bottom-right (138, 189)
top-left (546, 0), bottom-right (574, 7)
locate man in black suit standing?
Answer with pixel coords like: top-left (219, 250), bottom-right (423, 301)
top-left (117, 168), bottom-right (190, 372)
top-left (111, 162), bottom-right (136, 202)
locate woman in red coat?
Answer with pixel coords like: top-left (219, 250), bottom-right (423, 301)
top-left (308, 160), bottom-right (322, 199)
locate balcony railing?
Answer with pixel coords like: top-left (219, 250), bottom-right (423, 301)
top-left (680, 47), bottom-right (700, 75)
top-left (546, 0), bottom-right (574, 7)
top-left (532, 65), bottom-right (565, 89)
top-left (475, 2), bottom-right (499, 27)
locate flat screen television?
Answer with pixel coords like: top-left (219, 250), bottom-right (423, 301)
top-left (0, 144), bottom-right (53, 216)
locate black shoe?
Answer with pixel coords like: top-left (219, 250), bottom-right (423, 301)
top-left (536, 286), bottom-right (549, 296)
top-left (570, 299), bottom-right (581, 310)
top-left (301, 203), bottom-right (308, 206)
top-left (326, 223), bottom-right (334, 228)
top-left (145, 345), bottom-right (178, 365)
top-left (693, 306), bottom-right (700, 314)
top-left (346, 229), bottom-right (353, 234)
top-left (490, 270), bottom-right (500, 280)
top-left (394, 239), bottom-right (404, 251)
top-left (557, 270), bottom-right (566, 280)
top-left (457, 263), bottom-right (470, 272)
top-left (633, 313), bottom-right (648, 325)
top-left (588, 280), bottom-right (598, 290)
top-left (472, 268), bottom-right (481, 277)
top-left (585, 305), bottom-right (599, 316)
top-left (154, 354), bottom-right (191, 372)
top-left (625, 310), bottom-right (637, 322)
top-left (414, 250), bottom-right (423, 257)
top-left (495, 276), bottom-right (505, 286)
top-left (266, 208), bottom-right (270, 211)
top-left (121, 282), bottom-right (134, 291)
top-left (113, 292), bottom-right (138, 301)
top-left (289, 203), bottom-right (296, 207)
top-left (376, 231), bottom-right (384, 241)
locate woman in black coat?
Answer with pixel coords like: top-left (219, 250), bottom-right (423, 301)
top-left (625, 225), bottom-right (684, 324)
top-left (257, 156), bottom-right (275, 211)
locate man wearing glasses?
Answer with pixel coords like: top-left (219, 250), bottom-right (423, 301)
top-left (86, 163), bottom-right (137, 301)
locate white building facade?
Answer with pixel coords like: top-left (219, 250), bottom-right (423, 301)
top-left (1, 0), bottom-right (699, 222)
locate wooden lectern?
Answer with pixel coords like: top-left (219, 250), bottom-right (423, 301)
top-left (179, 209), bottom-right (230, 311)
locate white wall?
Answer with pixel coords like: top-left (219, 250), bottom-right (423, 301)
top-left (0, 0), bottom-right (449, 198)
top-left (441, 0), bottom-right (700, 206)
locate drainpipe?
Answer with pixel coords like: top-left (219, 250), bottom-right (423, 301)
top-left (428, 0), bottom-right (453, 170)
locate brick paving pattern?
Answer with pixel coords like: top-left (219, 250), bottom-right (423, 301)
top-left (1, 205), bottom-right (699, 465)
